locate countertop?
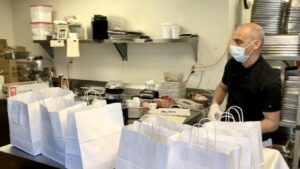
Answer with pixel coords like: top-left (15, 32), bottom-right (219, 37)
top-left (0, 144), bottom-right (64, 169)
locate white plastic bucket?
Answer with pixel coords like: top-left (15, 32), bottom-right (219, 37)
top-left (30, 4), bottom-right (52, 22)
top-left (31, 22), bottom-right (53, 40)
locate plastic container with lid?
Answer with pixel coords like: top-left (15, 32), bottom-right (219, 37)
top-left (30, 4), bottom-right (52, 22)
top-left (31, 22), bottom-right (53, 40)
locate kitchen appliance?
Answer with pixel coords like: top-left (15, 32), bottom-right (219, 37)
top-left (139, 89), bottom-right (159, 99)
top-left (105, 80), bottom-right (124, 104)
top-left (17, 56), bottom-right (54, 83)
top-left (92, 15), bottom-right (108, 40)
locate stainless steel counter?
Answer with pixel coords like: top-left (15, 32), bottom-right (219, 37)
top-left (0, 144), bottom-right (64, 169)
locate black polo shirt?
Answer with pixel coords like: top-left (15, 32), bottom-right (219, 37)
top-left (222, 56), bottom-right (282, 122)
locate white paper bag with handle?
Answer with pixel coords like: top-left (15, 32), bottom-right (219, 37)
top-left (203, 122), bottom-right (253, 169)
top-left (167, 126), bottom-right (241, 169)
top-left (116, 121), bottom-right (177, 169)
top-left (7, 87), bottom-right (74, 156)
top-left (40, 98), bottom-right (87, 165)
top-left (65, 103), bottom-right (124, 169)
top-left (143, 115), bottom-right (192, 133)
top-left (7, 91), bottom-right (45, 155)
top-left (204, 121), bottom-right (263, 169)
top-left (65, 102), bottom-right (108, 169)
top-left (41, 87), bottom-right (74, 100)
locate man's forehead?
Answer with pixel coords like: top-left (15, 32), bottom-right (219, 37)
top-left (232, 27), bottom-right (251, 40)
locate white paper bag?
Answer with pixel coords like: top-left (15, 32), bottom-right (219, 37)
top-left (7, 87), bottom-right (74, 156)
top-left (263, 148), bottom-right (289, 169)
top-left (65, 103), bottom-right (124, 169)
top-left (205, 121), bottom-right (264, 169)
top-left (65, 103), bottom-right (108, 169)
top-left (7, 91), bottom-right (44, 155)
top-left (40, 98), bottom-right (87, 165)
top-left (116, 121), bottom-right (177, 169)
top-left (203, 123), bottom-right (253, 169)
top-left (143, 115), bottom-right (192, 132)
top-left (40, 87), bottom-right (74, 100)
top-left (167, 127), bottom-right (241, 169)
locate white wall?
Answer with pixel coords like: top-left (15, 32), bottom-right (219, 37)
top-left (0, 0), bottom-right (14, 45)
top-left (10, 0), bottom-right (242, 89)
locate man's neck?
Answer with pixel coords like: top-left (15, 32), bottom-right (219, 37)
top-left (242, 52), bottom-right (260, 68)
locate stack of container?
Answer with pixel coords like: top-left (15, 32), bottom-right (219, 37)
top-left (251, 0), bottom-right (285, 35)
top-left (158, 82), bottom-right (186, 99)
top-left (281, 75), bottom-right (300, 123)
top-left (30, 4), bottom-right (53, 40)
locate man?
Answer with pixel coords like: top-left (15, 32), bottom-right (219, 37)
top-left (208, 23), bottom-right (282, 136)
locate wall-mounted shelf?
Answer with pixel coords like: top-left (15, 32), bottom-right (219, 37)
top-left (33, 36), bottom-right (199, 62)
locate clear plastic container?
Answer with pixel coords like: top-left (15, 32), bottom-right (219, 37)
top-left (163, 72), bottom-right (184, 82)
top-left (31, 22), bottom-right (53, 40)
top-left (30, 4), bottom-right (52, 22)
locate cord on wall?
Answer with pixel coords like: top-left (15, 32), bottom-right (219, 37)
top-left (67, 59), bottom-right (74, 79)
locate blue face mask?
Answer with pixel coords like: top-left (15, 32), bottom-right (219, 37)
top-left (230, 41), bottom-right (255, 63)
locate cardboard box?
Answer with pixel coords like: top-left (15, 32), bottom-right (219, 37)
top-left (0, 47), bottom-right (6, 55)
top-left (0, 39), bottom-right (7, 48)
top-left (2, 81), bottom-right (49, 97)
top-left (0, 59), bottom-right (18, 83)
top-left (4, 72), bottom-right (19, 83)
top-left (0, 59), bottom-right (18, 73)
top-left (14, 46), bottom-right (26, 52)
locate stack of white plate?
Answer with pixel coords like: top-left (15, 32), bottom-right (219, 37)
top-left (281, 76), bottom-right (300, 123)
top-left (251, 0), bottom-right (285, 35)
top-left (158, 82), bottom-right (185, 99)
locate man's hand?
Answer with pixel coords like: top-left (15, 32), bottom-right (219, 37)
top-left (208, 103), bottom-right (223, 121)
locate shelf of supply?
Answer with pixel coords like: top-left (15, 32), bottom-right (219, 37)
top-left (264, 55), bottom-right (300, 169)
top-left (33, 36), bottom-right (199, 61)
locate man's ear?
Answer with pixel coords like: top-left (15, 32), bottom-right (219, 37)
top-left (253, 40), bottom-right (262, 50)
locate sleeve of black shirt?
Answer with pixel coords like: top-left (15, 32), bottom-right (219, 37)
top-left (261, 80), bottom-right (282, 112)
top-left (221, 59), bottom-right (232, 85)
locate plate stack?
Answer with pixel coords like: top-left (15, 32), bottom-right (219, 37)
top-left (158, 82), bottom-right (185, 99)
top-left (261, 35), bottom-right (300, 58)
top-left (284, 0), bottom-right (300, 34)
top-left (281, 75), bottom-right (300, 123)
top-left (251, 0), bottom-right (285, 35)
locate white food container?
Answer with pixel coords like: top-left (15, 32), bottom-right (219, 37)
top-left (31, 22), bottom-right (52, 40)
top-left (30, 4), bottom-right (52, 22)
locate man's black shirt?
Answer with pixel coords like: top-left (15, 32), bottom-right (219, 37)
top-left (222, 56), bottom-right (282, 122)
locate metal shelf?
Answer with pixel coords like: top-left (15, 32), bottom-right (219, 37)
top-left (263, 55), bottom-right (300, 61)
top-left (34, 36), bottom-right (199, 62)
top-left (265, 55), bottom-right (300, 169)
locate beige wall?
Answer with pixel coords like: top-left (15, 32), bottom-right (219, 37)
top-left (10, 0), bottom-right (243, 89)
top-left (0, 0), bottom-right (14, 45)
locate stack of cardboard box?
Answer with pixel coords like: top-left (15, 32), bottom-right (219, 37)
top-left (0, 39), bottom-right (19, 83)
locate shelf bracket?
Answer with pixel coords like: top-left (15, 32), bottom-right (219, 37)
top-left (187, 38), bottom-right (198, 63)
top-left (114, 43), bottom-right (127, 61)
top-left (34, 41), bottom-right (54, 58)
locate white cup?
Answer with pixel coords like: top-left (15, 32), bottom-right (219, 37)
top-left (162, 23), bottom-right (172, 39)
top-left (171, 25), bottom-right (180, 39)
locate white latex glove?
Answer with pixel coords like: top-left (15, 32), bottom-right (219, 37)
top-left (208, 103), bottom-right (223, 121)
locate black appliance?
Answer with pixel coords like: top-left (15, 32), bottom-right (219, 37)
top-left (92, 15), bottom-right (108, 40)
